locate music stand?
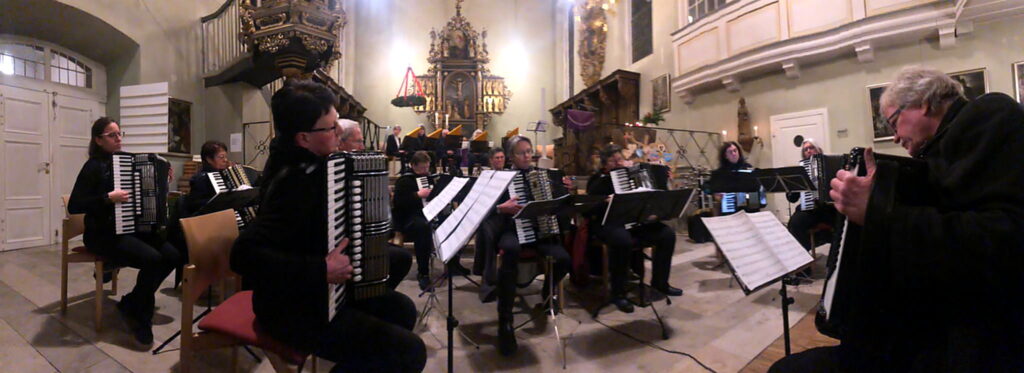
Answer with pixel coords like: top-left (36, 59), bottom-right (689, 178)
top-left (751, 166), bottom-right (815, 195)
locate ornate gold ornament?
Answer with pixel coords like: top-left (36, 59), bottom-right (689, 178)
top-left (239, 0), bottom-right (345, 76)
top-left (576, 0), bottom-right (609, 87)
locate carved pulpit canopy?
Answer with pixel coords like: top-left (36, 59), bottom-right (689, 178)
top-left (240, 0), bottom-right (345, 79)
top-left (412, 0), bottom-right (511, 133)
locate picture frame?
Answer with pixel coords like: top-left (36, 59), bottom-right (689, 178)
top-left (652, 73), bottom-right (671, 114)
top-left (948, 68), bottom-right (988, 101)
top-left (866, 83), bottom-right (893, 142)
top-left (1013, 61), bottom-right (1024, 104)
top-left (168, 98), bottom-right (192, 155)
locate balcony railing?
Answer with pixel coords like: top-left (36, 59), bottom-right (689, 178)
top-left (201, 0), bottom-right (246, 76)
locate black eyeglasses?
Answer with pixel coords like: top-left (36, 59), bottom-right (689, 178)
top-left (884, 105), bottom-right (906, 132)
top-left (304, 126), bottom-right (337, 134)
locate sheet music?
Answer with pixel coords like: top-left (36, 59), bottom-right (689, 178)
top-left (422, 176), bottom-right (469, 221)
top-left (701, 211), bottom-right (813, 292)
top-left (434, 170), bottom-right (516, 263)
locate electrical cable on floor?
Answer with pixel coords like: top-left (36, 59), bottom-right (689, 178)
top-left (592, 317), bottom-right (718, 373)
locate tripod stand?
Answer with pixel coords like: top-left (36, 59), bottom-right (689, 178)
top-left (415, 260), bottom-right (480, 372)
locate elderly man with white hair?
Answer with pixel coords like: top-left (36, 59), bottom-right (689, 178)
top-left (771, 66), bottom-right (1024, 372)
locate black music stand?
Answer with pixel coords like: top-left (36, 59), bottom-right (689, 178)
top-left (751, 166), bottom-right (814, 195)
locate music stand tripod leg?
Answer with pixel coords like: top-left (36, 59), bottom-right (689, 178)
top-left (780, 275), bottom-right (797, 356)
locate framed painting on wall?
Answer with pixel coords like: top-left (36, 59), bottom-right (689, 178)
top-left (652, 73), bottom-right (671, 114)
top-left (867, 83), bottom-right (893, 142)
top-left (948, 68), bottom-right (988, 101)
top-left (168, 98), bottom-right (192, 155)
top-left (1013, 61), bottom-right (1024, 104)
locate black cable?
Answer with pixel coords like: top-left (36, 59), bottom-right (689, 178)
top-left (592, 317), bottom-right (718, 373)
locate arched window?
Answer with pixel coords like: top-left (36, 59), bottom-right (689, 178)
top-left (0, 43), bottom-right (46, 80)
top-left (50, 50), bottom-right (92, 88)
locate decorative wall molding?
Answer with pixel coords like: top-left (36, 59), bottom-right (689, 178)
top-left (671, 0), bottom-right (1024, 102)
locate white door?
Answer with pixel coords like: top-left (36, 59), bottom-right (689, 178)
top-left (52, 93), bottom-right (101, 227)
top-left (0, 85), bottom-right (52, 251)
top-left (769, 108), bottom-right (830, 221)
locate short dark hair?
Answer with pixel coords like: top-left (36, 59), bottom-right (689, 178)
top-left (410, 150), bottom-right (431, 165)
top-left (718, 141), bottom-right (746, 169)
top-left (88, 117), bottom-right (116, 158)
top-left (599, 144), bottom-right (623, 166)
top-left (487, 148), bottom-right (504, 159)
top-left (271, 79), bottom-right (337, 145)
top-left (200, 140), bottom-right (228, 166)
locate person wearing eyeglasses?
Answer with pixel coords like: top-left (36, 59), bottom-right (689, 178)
top-left (784, 139), bottom-right (837, 272)
top-left (182, 141), bottom-right (231, 213)
top-left (479, 135), bottom-right (573, 356)
top-left (771, 66), bottom-right (1024, 372)
top-left (230, 80), bottom-right (425, 373)
top-left (67, 117), bottom-right (182, 345)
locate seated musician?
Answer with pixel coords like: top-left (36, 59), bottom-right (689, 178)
top-left (785, 139), bottom-right (836, 257)
top-left (183, 140), bottom-right (230, 215)
top-left (711, 141), bottom-right (765, 214)
top-left (68, 117), bottom-right (181, 345)
top-left (771, 66), bottom-right (1024, 372)
top-left (230, 80), bottom-right (425, 372)
top-left (485, 135), bottom-right (573, 356)
top-left (586, 145), bottom-right (683, 313)
top-left (334, 118), bottom-right (413, 291)
top-left (487, 148), bottom-right (506, 171)
top-left (393, 150), bottom-right (471, 290)
top-left (434, 129), bottom-right (463, 176)
top-left (467, 129), bottom-right (487, 175)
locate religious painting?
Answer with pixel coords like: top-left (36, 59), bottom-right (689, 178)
top-left (652, 73), bottom-right (671, 114)
top-left (867, 83), bottom-right (893, 142)
top-left (443, 71), bottom-right (476, 121)
top-left (948, 68), bottom-right (987, 101)
top-left (1013, 61), bottom-right (1024, 104)
top-left (168, 98), bottom-right (192, 154)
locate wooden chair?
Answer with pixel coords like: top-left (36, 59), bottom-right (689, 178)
top-left (59, 195), bottom-right (119, 332)
top-left (179, 209), bottom-right (313, 373)
top-left (808, 223), bottom-right (834, 258)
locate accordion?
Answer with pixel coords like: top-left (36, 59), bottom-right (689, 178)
top-left (325, 152), bottom-right (392, 321)
top-left (207, 164), bottom-right (259, 194)
top-left (808, 153), bottom-right (850, 204)
top-left (112, 152), bottom-right (170, 235)
top-left (609, 163), bottom-right (670, 194)
top-left (815, 148), bottom-right (932, 339)
top-left (415, 174), bottom-right (436, 191)
top-left (508, 168), bottom-right (563, 244)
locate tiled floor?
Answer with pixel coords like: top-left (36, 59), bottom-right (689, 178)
top-left (0, 233), bottom-right (829, 372)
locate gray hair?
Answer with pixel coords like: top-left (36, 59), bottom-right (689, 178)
top-left (504, 135), bottom-right (532, 156)
top-left (880, 66), bottom-right (965, 115)
top-left (337, 119), bottom-right (361, 141)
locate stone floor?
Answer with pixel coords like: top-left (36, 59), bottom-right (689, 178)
top-left (0, 234), bottom-right (830, 372)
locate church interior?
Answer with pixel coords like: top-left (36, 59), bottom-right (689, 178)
top-left (0, 0), bottom-right (1022, 372)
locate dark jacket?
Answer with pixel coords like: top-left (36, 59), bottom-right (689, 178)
top-left (68, 154), bottom-right (116, 249)
top-left (850, 93), bottom-right (1024, 370)
top-left (385, 134), bottom-right (401, 157)
top-left (229, 143), bottom-right (329, 353)
top-left (184, 164), bottom-right (218, 216)
top-left (392, 172), bottom-right (425, 228)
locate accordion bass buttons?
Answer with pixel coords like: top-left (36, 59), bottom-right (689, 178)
top-left (353, 218), bottom-right (363, 224)
top-left (354, 275), bottom-right (363, 282)
top-left (353, 254), bottom-right (363, 260)
top-left (353, 268), bottom-right (363, 275)
top-left (353, 188), bottom-right (362, 195)
top-left (353, 203), bottom-right (362, 210)
top-left (353, 261), bottom-right (362, 267)
top-left (353, 239), bottom-right (362, 246)
top-left (352, 180), bottom-right (362, 187)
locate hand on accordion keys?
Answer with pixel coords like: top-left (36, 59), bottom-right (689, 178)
top-left (326, 238), bottom-right (353, 284)
top-left (416, 188), bottom-right (432, 199)
top-left (829, 147), bottom-right (877, 226)
top-left (108, 190), bottom-right (130, 203)
top-left (497, 196), bottom-right (523, 215)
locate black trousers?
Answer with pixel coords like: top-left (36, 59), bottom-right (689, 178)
top-left (596, 222), bottom-right (676, 297)
top-left (787, 206), bottom-right (836, 250)
top-left (496, 230), bottom-right (570, 320)
top-left (385, 243), bottom-right (412, 290)
top-left (316, 290), bottom-right (426, 373)
top-left (91, 234), bottom-right (180, 323)
top-left (399, 215), bottom-right (434, 276)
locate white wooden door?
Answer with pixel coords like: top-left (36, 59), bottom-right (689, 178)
top-left (769, 108), bottom-right (830, 221)
top-left (0, 85), bottom-right (52, 251)
top-left (52, 93), bottom-right (101, 227)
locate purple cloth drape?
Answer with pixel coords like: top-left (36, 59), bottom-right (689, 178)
top-left (566, 109), bottom-right (596, 131)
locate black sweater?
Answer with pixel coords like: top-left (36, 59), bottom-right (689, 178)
top-left (67, 155), bottom-right (117, 248)
top-left (392, 172), bottom-right (425, 227)
top-left (229, 144), bottom-right (329, 352)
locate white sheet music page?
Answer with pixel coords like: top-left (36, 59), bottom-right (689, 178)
top-left (701, 211), bottom-right (812, 291)
top-left (435, 170), bottom-right (516, 263)
top-left (422, 177), bottom-right (470, 221)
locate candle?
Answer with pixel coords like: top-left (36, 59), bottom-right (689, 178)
top-left (435, 112), bottom-right (439, 125)
top-left (722, 130), bottom-right (728, 138)
top-left (445, 114), bottom-right (449, 128)
top-left (753, 125), bottom-right (758, 136)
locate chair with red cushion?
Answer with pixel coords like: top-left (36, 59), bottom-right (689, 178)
top-left (179, 209), bottom-right (314, 373)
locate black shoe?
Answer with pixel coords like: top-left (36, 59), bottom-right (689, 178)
top-left (116, 297), bottom-right (153, 345)
top-left (611, 297), bottom-right (634, 313)
top-left (417, 274), bottom-right (432, 291)
top-left (653, 284), bottom-right (683, 297)
top-left (497, 319), bottom-right (517, 356)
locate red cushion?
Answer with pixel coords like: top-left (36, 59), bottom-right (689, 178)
top-left (197, 290), bottom-right (308, 364)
